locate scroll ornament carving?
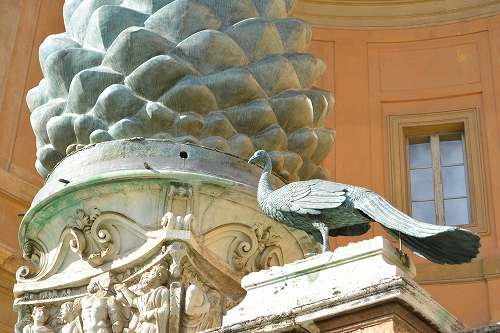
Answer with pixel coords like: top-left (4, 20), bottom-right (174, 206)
top-left (232, 222), bottom-right (283, 272)
top-left (67, 207), bottom-right (116, 265)
top-left (17, 241), bottom-right (46, 280)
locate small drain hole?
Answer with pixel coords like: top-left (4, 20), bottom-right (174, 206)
top-left (180, 151), bottom-right (188, 158)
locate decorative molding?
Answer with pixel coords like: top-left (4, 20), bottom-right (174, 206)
top-left (67, 207), bottom-right (116, 265)
top-left (293, 1), bottom-right (500, 29)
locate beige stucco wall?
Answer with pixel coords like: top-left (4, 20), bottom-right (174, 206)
top-left (0, 0), bottom-right (23, 113)
top-left (1, 0), bottom-right (500, 330)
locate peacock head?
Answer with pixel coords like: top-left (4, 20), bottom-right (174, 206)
top-left (248, 150), bottom-right (270, 165)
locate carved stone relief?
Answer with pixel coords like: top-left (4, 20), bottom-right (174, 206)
top-left (16, 254), bottom-right (226, 333)
top-left (15, 144), bottom-right (319, 332)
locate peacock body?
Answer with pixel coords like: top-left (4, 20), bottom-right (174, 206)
top-left (249, 150), bottom-right (481, 265)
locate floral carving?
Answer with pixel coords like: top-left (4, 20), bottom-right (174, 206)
top-left (232, 223), bottom-right (283, 272)
top-left (67, 207), bottom-right (116, 266)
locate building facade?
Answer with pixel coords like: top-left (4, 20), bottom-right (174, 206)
top-left (1, 0), bottom-right (500, 330)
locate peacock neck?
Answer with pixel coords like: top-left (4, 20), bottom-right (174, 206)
top-left (258, 155), bottom-right (274, 200)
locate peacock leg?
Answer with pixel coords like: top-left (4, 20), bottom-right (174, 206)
top-left (312, 221), bottom-right (330, 253)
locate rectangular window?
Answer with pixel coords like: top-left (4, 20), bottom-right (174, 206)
top-left (407, 132), bottom-right (470, 225)
top-left (389, 108), bottom-right (487, 233)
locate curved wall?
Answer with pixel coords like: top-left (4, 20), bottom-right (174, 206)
top-left (1, 0), bottom-right (500, 330)
top-left (304, 14), bottom-right (500, 329)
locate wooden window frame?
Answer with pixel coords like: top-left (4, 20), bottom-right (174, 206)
top-left (388, 108), bottom-right (487, 233)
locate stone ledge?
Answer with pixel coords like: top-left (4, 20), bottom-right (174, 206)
top-left (463, 324), bottom-right (500, 333)
top-left (209, 237), bottom-right (464, 333)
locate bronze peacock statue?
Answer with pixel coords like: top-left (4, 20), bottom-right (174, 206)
top-left (249, 150), bottom-right (481, 265)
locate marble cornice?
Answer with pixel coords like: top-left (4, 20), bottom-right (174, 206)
top-left (294, 0), bottom-right (500, 29)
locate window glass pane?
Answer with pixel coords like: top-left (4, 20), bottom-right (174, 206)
top-left (440, 138), bottom-right (464, 165)
top-left (412, 201), bottom-right (436, 224)
top-left (444, 198), bottom-right (470, 225)
top-left (442, 165), bottom-right (467, 198)
top-left (409, 140), bottom-right (432, 168)
top-left (410, 168), bottom-right (434, 200)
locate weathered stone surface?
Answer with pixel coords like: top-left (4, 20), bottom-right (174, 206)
top-left (102, 27), bottom-right (174, 75)
top-left (108, 117), bottom-right (148, 139)
top-left (43, 48), bottom-right (105, 99)
top-left (84, 5), bottom-right (149, 51)
top-left (36, 145), bottom-right (65, 173)
top-left (125, 55), bottom-right (199, 100)
top-left (216, 237), bottom-right (463, 333)
top-left (137, 102), bottom-right (177, 134)
top-left (170, 112), bottom-right (203, 137)
top-left (228, 133), bottom-right (255, 158)
top-left (26, 79), bottom-right (50, 111)
top-left (246, 55), bottom-right (301, 97)
top-left (221, 100), bottom-right (277, 136)
top-left (199, 136), bottom-right (231, 152)
top-left (311, 164), bottom-right (330, 180)
top-left (145, 0), bottom-right (223, 43)
top-left (30, 99), bottom-right (67, 145)
top-left (200, 0), bottom-right (260, 26)
top-left (90, 129), bottom-right (114, 143)
top-left (252, 0), bottom-right (287, 19)
top-left (299, 88), bottom-right (330, 126)
top-left (63, 0), bottom-right (85, 28)
top-left (273, 18), bottom-right (311, 53)
top-left (46, 114), bottom-right (78, 154)
top-left (39, 33), bottom-right (81, 74)
top-left (66, 66), bottom-right (124, 115)
top-left (66, 0), bottom-right (123, 44)
top-left (310, 127), bottom-right (336, 165)
top-left (268, 90), bottom-right (314, 134)
top-left (251, 124), bottom-right (288, 152)
top-left (91, 84), bottom-right (146, 126)
top-left (15, 141), bottom-right (319, 333)
top-left (268, 151), bottom-right (285, 170)
top-left (225, 18), bottom-right (283, 63)
top-left (297, 160), bottom-right (317, 180)
top-left (285, 0), bottom-right (297, 13)
top-left (202, 68), bottom-right (267, 109)
top-left (313, 85), bottom-right (335, 116)
top-left (74, 114), bottom-right (108, 145)
top-left (174, 30), bottom-right (249, 76)
top-left (199, 113), bottom-right (237, 139)
top-left (287, 128), bottom-right (318, 161)
top-left (282, 151), bottom-right (303, 181)
top-left (121, 0), bottom-right (172, 14)
top-left (28, 0), bottom-right (332, 181)
top-left (158, 76), bottom-right (219, 114)
top-left (284, 53), bottom-right (325, 90)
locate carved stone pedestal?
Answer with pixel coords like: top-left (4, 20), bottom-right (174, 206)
top-left (13, 140), bottom-right (319, 333)
top-left (210, 237), bottom-right (465, 333)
